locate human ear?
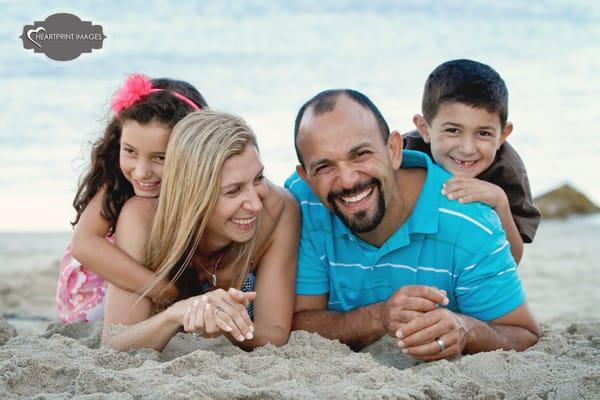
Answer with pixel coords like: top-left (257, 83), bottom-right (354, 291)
top-left (388, 131), bottom-right (404, 169)
top-left (413, 114), bottom-right (431, 143)
top-left (498, 122), bottom-right (513, 148)
top-left (297, 164), bottom-right (308, 182)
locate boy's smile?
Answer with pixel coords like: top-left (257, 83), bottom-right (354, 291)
top-left (415, 102), bottom-right (512, 178)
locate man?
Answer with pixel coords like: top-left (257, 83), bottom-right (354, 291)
top-left (284, 89), bottom-right (540, 361)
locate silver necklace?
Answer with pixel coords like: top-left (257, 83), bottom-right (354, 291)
top-left (196, 253), bottom-right (225, 287)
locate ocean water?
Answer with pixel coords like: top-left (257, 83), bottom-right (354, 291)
top-left (1, 0), bottom-right (599, 232)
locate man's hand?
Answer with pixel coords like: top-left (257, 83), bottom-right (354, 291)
top-left (442, 177), bottom-right (508, 210)
top-left (381, 286), bottom-right (449, 338)
top-left (395, 308), bottom-right (471, 361)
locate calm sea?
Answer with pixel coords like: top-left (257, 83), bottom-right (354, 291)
top-left (1, 0), bottom-right (599, 233)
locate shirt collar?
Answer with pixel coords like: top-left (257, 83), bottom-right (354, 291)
top-left (334, 150), bottom-right (445, 249)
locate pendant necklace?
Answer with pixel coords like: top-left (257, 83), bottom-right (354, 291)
top-left (197, 253), bottom-right (225, 287)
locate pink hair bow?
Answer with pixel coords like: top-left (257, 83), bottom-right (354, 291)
top-left (111, 74), bottom-right (155, 114)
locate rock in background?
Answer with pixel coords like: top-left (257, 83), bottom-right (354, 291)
top-left (534, 184), bottom-right (600, 219)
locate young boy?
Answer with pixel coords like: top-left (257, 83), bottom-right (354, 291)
top-left (406, 59), bottom-right (541, 263)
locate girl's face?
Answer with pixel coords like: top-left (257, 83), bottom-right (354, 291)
top-left (204, 145), bottom-right (267, 251)
top-left (119, 120), bottom-right (170, 197)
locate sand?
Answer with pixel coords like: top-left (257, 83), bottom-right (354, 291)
top-left (1, 218), bottom-right (599, 399)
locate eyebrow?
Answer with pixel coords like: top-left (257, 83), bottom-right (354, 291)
top-left (221, 166), bottom-right (265, 189)
top-left (348, 142), bottom-right (372, 156)
top-left (120, 142), bottom-right (166, 154)
top-left (308, 142), bottom-right (372, 172)
top-left (441, 122), bottom-right (497, 131)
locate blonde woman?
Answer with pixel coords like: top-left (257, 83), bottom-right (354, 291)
top-left (101, 110), bottom-right (299, 351)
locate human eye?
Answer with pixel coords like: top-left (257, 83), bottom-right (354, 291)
top-left (224, 185), bottom-right (241, 196)
top-left (254, 173), bottom-right (265, 185)
top-left (121, 146), bottom-right (135, 155)
top-left (314, 165), bottom-right (331, 175)
top-left (153, 154), bottom-right (166, 162)
top-left (478, 130), bottom-right (493, 138)
top-left (444, 127), bottom-right (459, 135)
top-left (356, 149), bottom-right (372, 159)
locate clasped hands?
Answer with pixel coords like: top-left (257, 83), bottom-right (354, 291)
top-left (381, 285), bottom-right (469, 361)
top-left (179, 288), bottom-right (256, 342)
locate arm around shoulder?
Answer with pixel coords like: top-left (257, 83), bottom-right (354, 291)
top-left (113, 196), bottom-right (157, 261)
top-left (71, 192), bottom-right (166, 298)
top-left (101, 196), bottom-right (182, 351)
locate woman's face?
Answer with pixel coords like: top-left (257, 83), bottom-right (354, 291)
top-left (204, 144), bottom-right (267, 251)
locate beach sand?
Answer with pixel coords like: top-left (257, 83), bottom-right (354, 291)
top-left (1, 218), bottom-right (599, 399)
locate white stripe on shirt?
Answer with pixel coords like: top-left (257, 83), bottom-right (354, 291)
top-left (287, 177), bottom-right (302, 188)
top-left (438, 207), bottom-right (493, 235)
top-left (300, 200), bottom-right (325, 207)
top-left (491, 241), bottom-right (510, 255)
top-left (496, 266), bottom-right (516, 276)
top-left (329, 261), bottom-right (455, 276)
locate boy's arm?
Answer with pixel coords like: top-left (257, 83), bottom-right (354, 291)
top-left (494, 199), bottom-right (524, 263)
top-left (71, 190), bottom-right (176, 302)
top-left (442, 177), bottom-right (523, 263)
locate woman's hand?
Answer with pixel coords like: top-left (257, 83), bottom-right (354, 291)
top-left (181, 288), bottom-right (257, 342)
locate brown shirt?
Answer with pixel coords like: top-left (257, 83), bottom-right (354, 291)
top-left (403, 130), bottom-right (541, 243)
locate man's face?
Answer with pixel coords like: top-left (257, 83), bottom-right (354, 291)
top-left (296, 96), bottom-right (397, 234)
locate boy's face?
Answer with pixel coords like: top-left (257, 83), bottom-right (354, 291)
top-left (414, 102), bottom-right (512, 177)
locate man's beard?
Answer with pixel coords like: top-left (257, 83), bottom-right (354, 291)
top-left (327, 178), bottom-right (385, 233)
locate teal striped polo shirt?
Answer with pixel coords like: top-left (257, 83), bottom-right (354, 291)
top-left (284, 150), bottom-right (525, 322)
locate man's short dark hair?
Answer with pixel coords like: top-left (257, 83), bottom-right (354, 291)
top-left (294, 89), bottom-right (390, 167)
top-left (422, 59), bottom-right (509, 128)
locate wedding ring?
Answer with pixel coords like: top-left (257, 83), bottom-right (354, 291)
top-left (436, 338), bottom-right (445, 352)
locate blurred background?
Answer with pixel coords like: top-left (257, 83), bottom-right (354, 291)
top-left (0, 1), bottom-right (598, 261)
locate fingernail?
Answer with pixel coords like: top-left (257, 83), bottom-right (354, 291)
top-left (246, 332), bottom-right (253, 340)
top-left (187, 306), bottom-right (191, 314)
top-left (443, 297), bottom-right (449, 306)
top-left (238, 335), bottom-right (245, 341)
top-left (250, 325), bottom-right (255, 332)
top-left (205, 303), bottom-right (210, 311)
top-left (441, 189), bottom-right (446, 195)
top-left (225, 325), bottom-right (232, 332)
top-left (396, 329), bottom-right (403, 338)
top-left (193, 299), bottom-right (199, 307)
top-left (200, 296), bottom-right (207, 303)
top-left (397, 340), bottom-right (405, 348)
top-left (401, 349), bottom-right (408, 354)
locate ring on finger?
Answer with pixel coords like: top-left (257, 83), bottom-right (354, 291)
top-left (214, 304), bottom-right (225, 316)
top-left (435, 338), bottom-right (445, 352)
top-left (192, 329), bottom-right (203, 337)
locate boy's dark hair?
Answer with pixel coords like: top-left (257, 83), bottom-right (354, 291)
top-left (294, 89), bottom-right (390, 167)
top-left (72, 77), bottom-right (208, 233)
top-left (422, 59), bottom-right (508, 127)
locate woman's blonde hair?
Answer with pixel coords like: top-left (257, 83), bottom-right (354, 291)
top-left (145, 110), bottom-right (259, 303)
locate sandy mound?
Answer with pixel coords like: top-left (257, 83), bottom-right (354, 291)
top-left (0, 317), bottom-right (598, 399)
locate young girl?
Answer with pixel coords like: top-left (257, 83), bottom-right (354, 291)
top-left (56, 74), bottom-right (208, 323)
